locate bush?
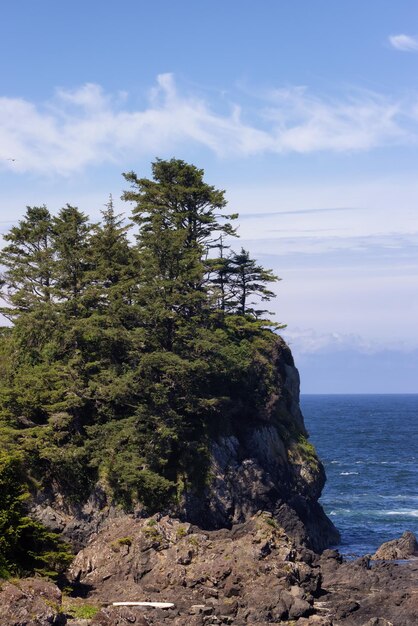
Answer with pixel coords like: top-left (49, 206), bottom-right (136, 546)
top-left (0, 452), bottom-right (72, 578)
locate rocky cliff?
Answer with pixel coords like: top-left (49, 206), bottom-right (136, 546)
top-left (7, 337), bottom-right (418, 626)
top-left (33, 336), bottom-right (338, 553)
top-left (180, 337), bottom-right (338, 551)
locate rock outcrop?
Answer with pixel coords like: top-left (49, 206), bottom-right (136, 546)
top-left (32, 336), bottom-right (338, 553)
top-left (371, 530), bottom-right (418, 560)
top-left (182, 339), bottom-right (338, 552)
top-left (2, 522), bottom-right (418, 625)
top-left (68, 512), bottom-right (322, 624)
top-left (318, 546), bottom-right (418, 625)
top-left (0, 578), bottom-right (64, 626)
top-left (67, 517), bottom-right (418, 626)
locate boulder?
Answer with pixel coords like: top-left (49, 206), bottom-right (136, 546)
top-left (0, 578), bottom-right (64, 626)
top-left (372, 531), bottom-right (418, 560)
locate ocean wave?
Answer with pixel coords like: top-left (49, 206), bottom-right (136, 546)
top-left (378, 495), bottom-right (418, 501)
top-left (340, 471), bottom-right (359, 475)
top-left (328, 509), bottom-right (352, 516)
top-left (385, 510), bottom-right (418, 517)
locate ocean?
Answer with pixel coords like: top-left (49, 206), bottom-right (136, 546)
top-left (301, 394), bottom-right (418, 557)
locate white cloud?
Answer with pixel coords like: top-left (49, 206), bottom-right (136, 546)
top-left (282, 327), bottom-right (418, 355)
top-left (389, 34), bottom-right (418, 52)
top-left (264, 87), bottom-right (404, 152)
top-left (1, 74), bottom-right (418, 175)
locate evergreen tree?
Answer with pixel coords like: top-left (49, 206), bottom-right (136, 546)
top-left (228, 248), bottom-right (279, 317)
top-left (52, 205), bottom-right (92, 308)
top-left (88, 197), bottom-right (136, 305)
top-left (0, 157), bottom-right (286, 526)
top-left (206, 235), bottom-right (235, 314)
top-left (0, 452), bottom-right (72, 578)
top-left (122, 158), bottom-right (237, 349)
top-left (0, 206), bottom-right (54, 318)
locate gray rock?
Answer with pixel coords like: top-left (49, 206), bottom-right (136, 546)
top-left (372, 531), bottom-right (418, 560)
top-left (288, 596), bottom-right (313, 619)
top-left (0, 578), bottom-right (65, 626)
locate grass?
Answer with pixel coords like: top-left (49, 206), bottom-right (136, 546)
top-left (64, 603), bottom-right (100, 619)
top-left (176, 525), bottom-right (188, 539)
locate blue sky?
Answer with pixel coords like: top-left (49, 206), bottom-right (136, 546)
top-left (1, 1), bottom-right (417, 392)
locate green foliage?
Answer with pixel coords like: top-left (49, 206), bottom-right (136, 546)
top-left (115, 536), bottom-right (132, 546)
top-left (176, 525), bottom-right (188, 539)
top-left (0, 452), bottom-right (72, 578)
top-left (64, 603), bottom-right (99, 619)
top-left (296, 435), bottom-right (318, 460)
top-left (143, 518), bottom-right (163, 542)
top-left (110, 536), bottom-right (133, 552)
top-left (0, 158), bottom-right (289, 569)
top-left (289, 435), bottom-right (320, 472)
top-left (227, 247), bottom-right (279, 317)
top-left (0, 206), bottom-right (55, 317)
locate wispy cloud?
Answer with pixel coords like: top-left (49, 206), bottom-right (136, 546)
top-left (283, 327), bottom-right (418, 355)
top-left (389, 34), bottom-right (418, 52)
top-left (0, 74), bottom-right (417, 175)
top-left (239, 206), bottom-right (362, 219)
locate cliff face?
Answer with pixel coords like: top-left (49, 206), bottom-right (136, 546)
top-left (33, 336), bottom-right (338, 553)
top-left (180, 336), bottom-right (339, 551)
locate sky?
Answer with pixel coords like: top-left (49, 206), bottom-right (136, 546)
top-left (0, 1), bottom-right (417, 393)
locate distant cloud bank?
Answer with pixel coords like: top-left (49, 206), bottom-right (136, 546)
top-left (283, 327), bottom-right (418, 355)
top-left (389, 34), bottom-right (418, 52)
top-left (0, 74), bottom-right (417, 175)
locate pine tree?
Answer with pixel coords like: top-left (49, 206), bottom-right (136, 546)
top-left (52, 205), bottom-right (92, 309)
top-left (0, 206), bottom-right (54, 318)
top-left (206, 235), bottom-right (234, 314)
top-left (122, 158), bottom-right (237, 349)
top-left (0, 157), bottom-right (286, 520)
top-left (228, 248), bottom-right (279, 317)
top-left (88, 196), bottom-right (140, 318)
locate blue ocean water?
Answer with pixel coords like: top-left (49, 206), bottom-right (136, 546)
top-left (301, 394), bottom-right (418, 556)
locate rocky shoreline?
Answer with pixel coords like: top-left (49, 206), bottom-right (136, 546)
top-left (1, 338), bottom-right (416, 626)
top-left (1, 513), bottom-right (417, 626)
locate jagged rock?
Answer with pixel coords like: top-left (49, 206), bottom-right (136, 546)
top-left (0, 578), bottom-right (64, 626)
top-left (181, 339), bottom-right (339, 552)
top-left (320, 548), bottom-right (342, 563)
top-left (372, 531), bottom-right (418, 560)
top-left (334, 599), bottom-right (360, 619)
top-left (297, 618), bottom-right (333, 626)
top-left (31, 486), bottom-right (124, 551)
top-left (66, 512), bottom-right (320, 624)
top-left (320, 554), bottom-right (418, 626)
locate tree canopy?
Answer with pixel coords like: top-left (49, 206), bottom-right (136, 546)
top-left (0, 159), bottom-right (285, 574)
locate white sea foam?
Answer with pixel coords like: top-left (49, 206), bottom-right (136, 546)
top-left (385, 510), bottom-right (418, 517)
top-left (340, 471), bottom-right (359, 475)
top-left (328, 509), bottom-right (351, 516)
top-left (378, 495), bottom-right (418, 501)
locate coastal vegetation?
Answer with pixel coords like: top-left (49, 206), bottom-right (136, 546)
top-left (0, 158), bottom-right (283, 576)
